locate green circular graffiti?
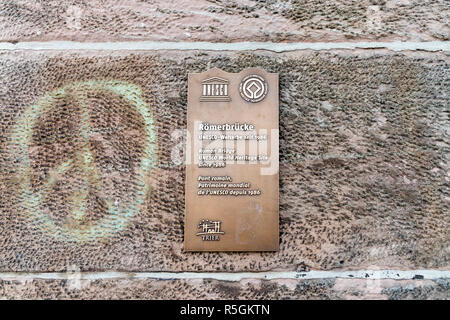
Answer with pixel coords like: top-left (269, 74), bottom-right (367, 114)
top-left (10, 80), bottom-right (157, 242)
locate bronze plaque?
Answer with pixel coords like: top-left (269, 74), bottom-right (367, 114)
top-left (185, 67), bottom-right (279, 251)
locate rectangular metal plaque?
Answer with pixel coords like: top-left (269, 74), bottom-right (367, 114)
top-left (185, 67), bottom-right (279, 251)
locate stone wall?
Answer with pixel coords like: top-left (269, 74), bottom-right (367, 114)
top-left (0, 1), bottom-right (448, 299)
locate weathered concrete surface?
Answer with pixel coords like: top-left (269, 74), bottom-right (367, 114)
top-left (0, 277), bottom-right (448, 299)
top-left (0, 50), bottom-right (448, 272)
top-left (0, 1), bottom-right (449, 43)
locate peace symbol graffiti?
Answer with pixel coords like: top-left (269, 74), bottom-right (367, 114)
top-left (9, 80), bottom-right (157, 242)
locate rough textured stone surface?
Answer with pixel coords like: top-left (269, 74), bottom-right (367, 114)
top-left (0, 1), bottom-right (449, 42)
top-left (0, 277), bottom-right (448, 300)
top-left (0, 50), bottom-right (448, 272)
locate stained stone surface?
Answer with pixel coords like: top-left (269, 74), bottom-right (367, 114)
top-left (0, 278), bottom-right (448, 300)
top-left (0, 50), bottom-right (448, 272)
top-left (0, 0), bottom-right (449, 42)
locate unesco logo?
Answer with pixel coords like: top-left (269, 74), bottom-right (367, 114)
top-left (239, 75), bottom-right (268, 103)
top-left (200, 77), bottom-right (231, 102)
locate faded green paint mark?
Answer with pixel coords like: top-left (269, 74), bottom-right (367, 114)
top-left (9, 80), bottom-right (157, 242)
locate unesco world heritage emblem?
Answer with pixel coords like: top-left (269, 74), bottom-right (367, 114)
top-left (239, 74), bottom-right (268, 103)
top-left (196, 220), bottom-right (225, 241)
top-left (200, 77), bottom-right (231, 102)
